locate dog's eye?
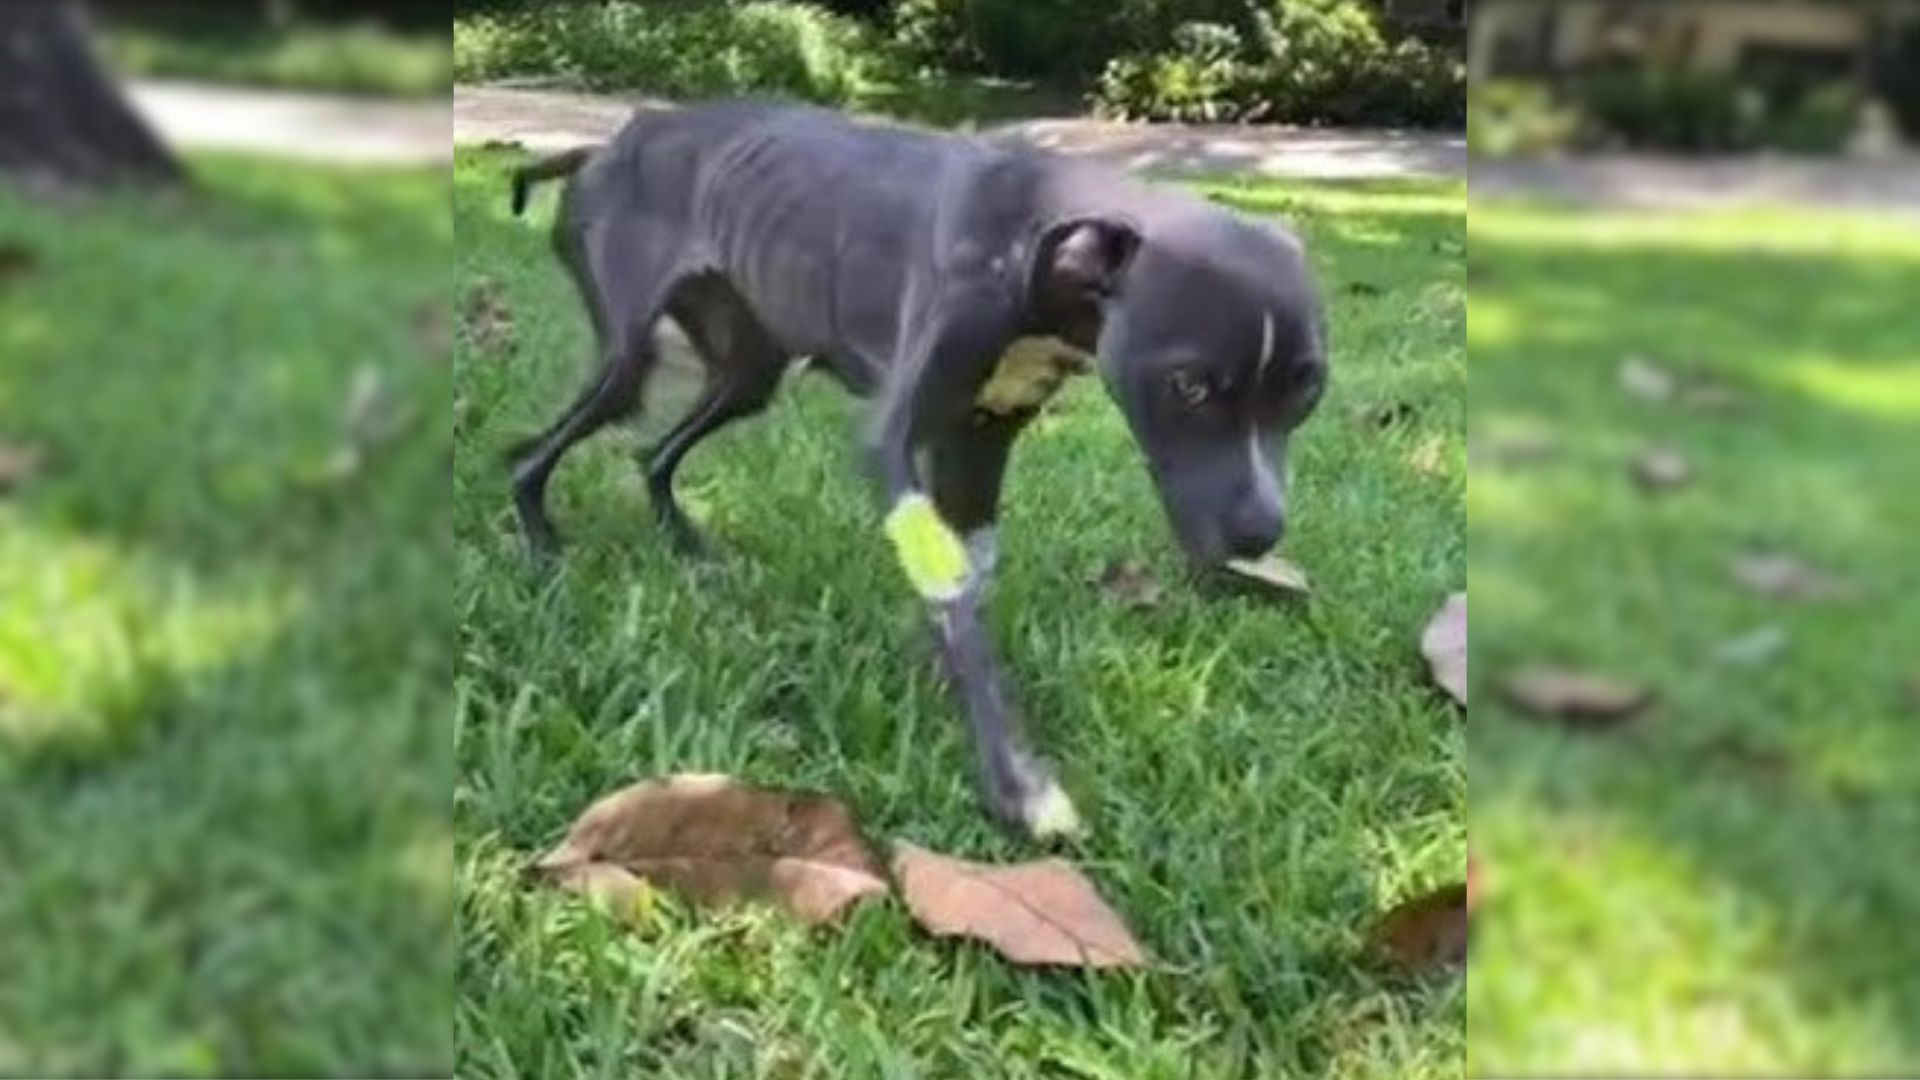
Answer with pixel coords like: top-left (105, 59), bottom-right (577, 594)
top-left (1167, 369), bottom-right (1211, 408)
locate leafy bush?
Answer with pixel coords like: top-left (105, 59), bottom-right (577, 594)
top-left (1095, 0), bottom-right (1463, 126)
top-left (1467, 79), bottom-right (1579, 157)
top-left (893, 0), bottom-right (1254, 81)
top-left (1572, 66), bottom-right (1763, 152)
top-left (454, 1), bottom-right (891, 104)
top-left (1760, 83), bottom-right (1860, 154)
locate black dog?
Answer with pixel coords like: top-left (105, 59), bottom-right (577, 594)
top-left (508, 101), bottom-right (1327, 838)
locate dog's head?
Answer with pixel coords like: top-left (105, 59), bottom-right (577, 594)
top-left (1030, 212), bottom-right (1328, 565)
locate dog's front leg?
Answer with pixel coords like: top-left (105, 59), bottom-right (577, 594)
top-left (865, 299), bottom-right (1080, 839)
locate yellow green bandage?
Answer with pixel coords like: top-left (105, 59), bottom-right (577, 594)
top-left (884, 492), bottom-right (970, 602)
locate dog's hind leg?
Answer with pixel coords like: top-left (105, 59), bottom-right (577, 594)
top-left (641, 275), bottom-right (788, 554)
top-left (510, 222), bottom-right (682, 561)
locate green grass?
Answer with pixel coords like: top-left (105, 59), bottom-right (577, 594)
top-left (454, 150), bottom-right (1464, 1076)
top-left (0, 159), bottom-right (452, 1073)
top-left (1468, 202), bottom-right (1920, 1073)
top-left (102, 15), bottom-right (453, 99)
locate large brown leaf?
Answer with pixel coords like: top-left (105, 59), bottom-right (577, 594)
top-left (1421, 592), bottom-right (1467, 706)
top-left (1369, 882), bottom-right (1469, 974)
top-left (892, 843), bottom-right (1147, 969)
top-left (1500, 667), bottom-right (1653, 729)
top-left (535, 774), bottom-right (889, 925)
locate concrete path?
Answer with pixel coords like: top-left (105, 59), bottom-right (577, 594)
top-left (1473, 155), bottom-right (1920, 215)
top-left (453, 84), bottom-right (1467, 180)
top-left (128, 80), bottom-right (449, 165)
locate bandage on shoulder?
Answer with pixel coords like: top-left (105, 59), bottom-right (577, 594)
top-left (884, 493), bottom-right (970, 602)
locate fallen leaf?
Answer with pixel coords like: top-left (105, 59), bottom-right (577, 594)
top-left (535, 774), bottom-right (889, 926)
top-left (0, 242), bottom-right (38, 285)
top-left (1713, 624), bottom-right (1789, 666)
top-left (1632, 447), bottom-right (1691, 491)
top-left (1095, 558), bottom-right (1163, 610)
top-left (412, 298), bottom-right (453, 360)
top-left (1731, 553), bottom-right (1848, 601)
top-left (462, 278), bottom-right (517, 357)
top-left (1369, 882), bottom-right (1468, 973)
top-left (1500, 667), bottom-right (1653, 729)
top-left (1468, 430), bottom-right (1557, 467)
top-left (1408, 435), bottom-right (1447, 477)
top-left (1620, 356), bottom-right (1677, 401)
top-left (1220, 553), bottom-right (1311, 598)
top-left (891, 843), bottom-right (1146, 968)
top-left (0, 440), bottom-right (46, 492)
top-left (1421, 592), bottom-right (1467, 706)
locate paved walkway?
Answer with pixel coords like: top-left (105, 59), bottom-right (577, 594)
top-left (453, 85), bottom-right (1467, 180)
top-left (128, 80), bottom-right (449, 165)
top-left (1474, 155), bottom-right (1920, 215)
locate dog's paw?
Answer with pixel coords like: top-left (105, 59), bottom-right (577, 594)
top-left (1021, 780), bottom-right (1084, 842)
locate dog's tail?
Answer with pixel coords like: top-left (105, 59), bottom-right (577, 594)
top-left (510, 146), bottom-right (595, 217)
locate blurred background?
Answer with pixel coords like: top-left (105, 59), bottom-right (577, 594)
top-left (1465, 1), bottom-right (1920, 1074)
top-left (0, 1), bottom-right (451, 1074)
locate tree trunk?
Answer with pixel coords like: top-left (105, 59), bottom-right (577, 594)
top-left (0, 1), bottom-right (183, 192)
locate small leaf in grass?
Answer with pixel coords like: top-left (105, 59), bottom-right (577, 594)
top-left (1731, 552), bottom-right (1849, 601)
top-left (1501, 668), bottom-right (1653, 728)
top-left (1713, 624), bottom-right (1789, 667)
top-left (891, 843), bottom-right (1146, 969)
top-left (412, 298), bottom-right (453, 360)
top-left (1408, 435), bottom-right (1447, 477)
top-left (535, 774), bottom-right (889, 926)
top-left (0, 440), bottom-right (46, 493)
top-left (1095, 558), bottom-right (1163, 610)
top-left (0, 242), bottom-right (38, 285)
top-left (1220, 553), bottom-right (1311, 598)
top-left (1632, 447), bottom-right (1691, 492)
top-left (1421, 592), bottom-right (1467, 706)
top-left (1620, 355), bottom-right (1677, 401)
top-left (1679, 379), bottom-right (1742, 413)
top-left (1369, 882), bottom-right (1469, 973)
top-left (1469, 430), bottom-right (1556, 468)
top-left (461, 278), bottom-right (517, 357)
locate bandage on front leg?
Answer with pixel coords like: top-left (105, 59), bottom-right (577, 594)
top-left (884, 492), bottom-right (971, 602)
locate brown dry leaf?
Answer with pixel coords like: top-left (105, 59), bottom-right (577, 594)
top-left (462, 278), bottom-right (517, 357)
top-left (0, 440), bottom-right (46, 493)
top-left (892, 843), bottom-right (1146, 968)
top-left (1369, 882), bottom-right (1469, 974)
top-left (1421, 592), bottom-right (1467, 706)
top-left (1095, 558), bottom-right (1164, 610)
top-left (535, 774), bottom-right (889, 926)
top-left (1501, 667), bottom-right (1653, 729)
top-left (1619, 356), bottom-right (1677, 401)
top-left (1731, 552), bottom-right (1848, 601)
top-left (1632, 447), bottom-right (1691, 492)
top-left (1221, 553), bottom-right (1311, 598)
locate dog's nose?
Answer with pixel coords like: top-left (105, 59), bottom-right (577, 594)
top-left (1224, 501), bottom-right (1284, 560)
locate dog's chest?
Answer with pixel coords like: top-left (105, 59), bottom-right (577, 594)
top-left (974, 337), bottom-right (1092, 417)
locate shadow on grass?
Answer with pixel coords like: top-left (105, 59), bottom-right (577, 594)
top-left (0, 157), bottom-right (453, 1074)
top-left (1467, 204), bottom-right (1920, 1073)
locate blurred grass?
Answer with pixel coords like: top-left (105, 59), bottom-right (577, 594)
top-left (102, 15), bottom-right (453, 99)
top-left (1467, 201), bottom-right (1920, 1074)
top-left (454, 149), bottom-right (1465, 1076)
top-left (0, 158), bottom-right (453, 1074)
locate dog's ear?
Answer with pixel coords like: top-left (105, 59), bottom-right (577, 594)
top-left (1031, 218), bottom-right (1141, 303)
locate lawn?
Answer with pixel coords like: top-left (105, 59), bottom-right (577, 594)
top-left (454, 149), bottom-right (1465, 1077)
top-left (1468, 201), bottom-right (1920, 1073)
top-left (0, 159), bottom-right (453, 1074)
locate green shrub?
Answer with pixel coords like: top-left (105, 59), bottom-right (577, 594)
top-left (1761, 83), bottom-right (1859, 154)
top-left (454, 0), bottom-right (889, 104)
top-left (1467, 79), bottom-right (1579, 157)
top-left (1095, 0), bottom-right (1463, 126)
top-left (1572, 66), bottom-right (1763, 152)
